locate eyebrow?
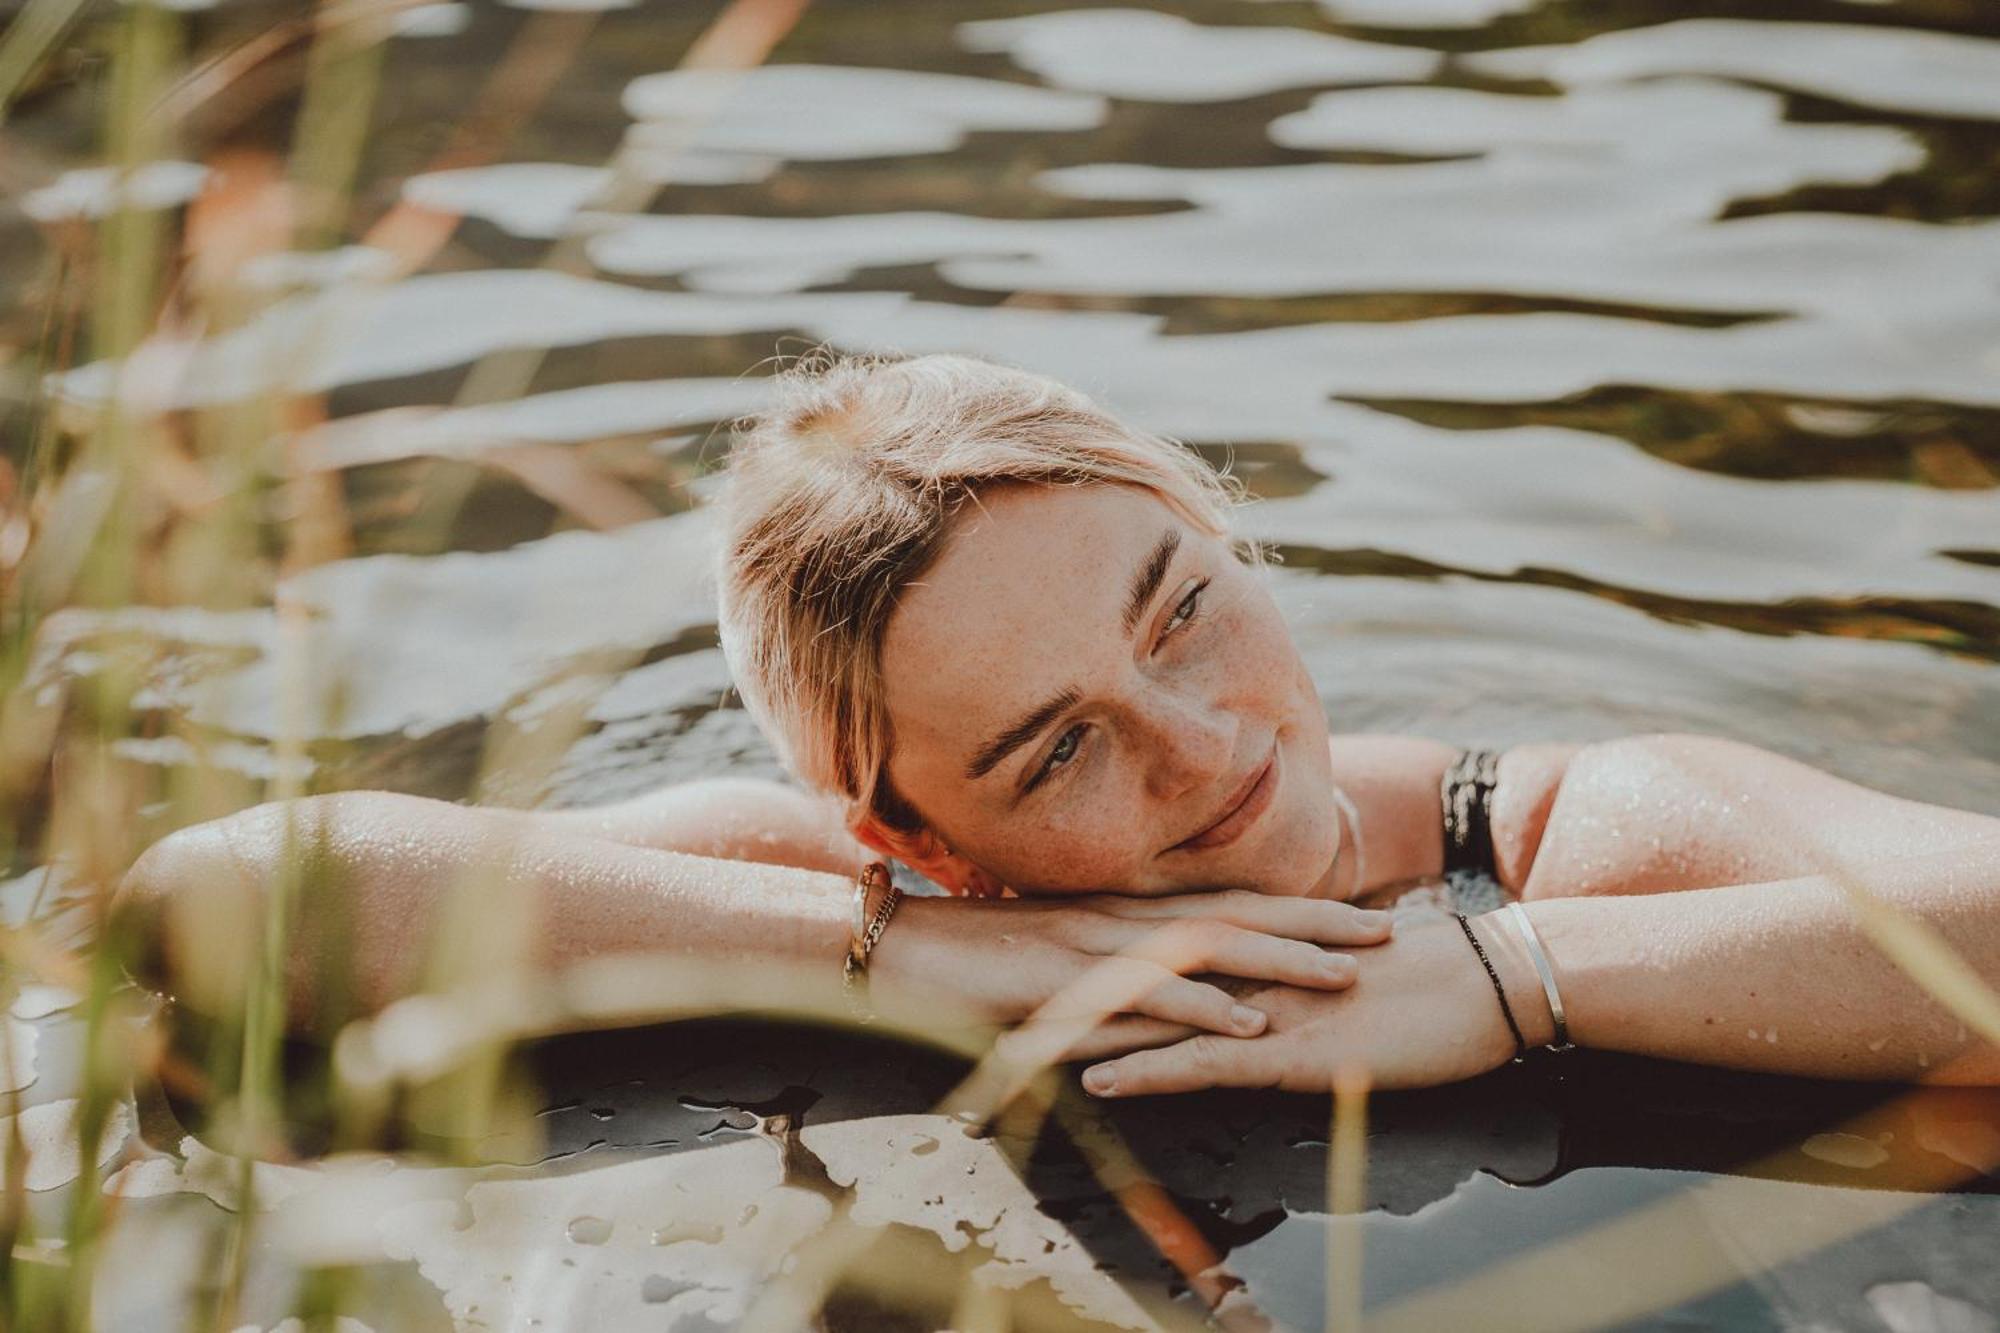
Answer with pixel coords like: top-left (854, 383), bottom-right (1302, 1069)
top-left (965, 686), bottom-right (1081, 781)
top-left (963, 528), bottom-right (1182, 782)
top-left (1123, 530), bottom-right (1181, 636)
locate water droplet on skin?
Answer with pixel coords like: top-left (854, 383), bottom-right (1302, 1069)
top-left (567, 1216), bottom-right (613, 1245)
top-left (738, 1203), bottom-right (759, 1226)
top-left (1869, 1037), bottom-right (1889, 1052)
top-left (1765, 1028), bottom-right (1779, 1044)
top-left (652, 1222), bottom-right (724, 1246)
top-left (1801, 1132), bottom-right (1890, 1169)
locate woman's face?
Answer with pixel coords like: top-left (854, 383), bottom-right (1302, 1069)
top-left (874, 482), bottom-right (1345, 899)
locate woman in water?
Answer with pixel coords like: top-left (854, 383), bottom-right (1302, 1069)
top-left (123, 354), bottom-right (2000, 1093)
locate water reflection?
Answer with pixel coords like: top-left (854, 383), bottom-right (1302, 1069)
top-left (959, 10), bottom-right (1439, 101)
top-left (1470, 18), bottom-right (2000, 121)
top-left (9, 0), bottom-right (2000, 1326)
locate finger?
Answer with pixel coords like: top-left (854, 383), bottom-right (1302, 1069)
top-left (1036, 955), bottom-right (1268, 1037)
top-left (1130, 970), bottom-right (1270, 1037)
top-left (1082, 1032), bottom-right (1279, 1098)
top-left (1061, 1016), bottom-right (1200, 1064)
top-left (1122, 920), bottom-right (1358, 991)
top-left (1102, 892), bottom-right (1396, 947)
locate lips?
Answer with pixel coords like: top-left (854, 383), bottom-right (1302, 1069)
top-left (1171, 746), bottom-right (1280, 854)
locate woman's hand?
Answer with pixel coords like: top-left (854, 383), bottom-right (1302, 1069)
top-left (868, 890), bottom-right (1395, 1054)
top-left (1076, 912), bottom-right (1526, 1096)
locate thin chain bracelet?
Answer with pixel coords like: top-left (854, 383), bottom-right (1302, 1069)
top-left (1452, 910), bottom-right (1528, 1064)
top-left (842, 862), bottom-right (902, 1023)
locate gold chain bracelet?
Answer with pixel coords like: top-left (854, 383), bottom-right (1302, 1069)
top-left (842, 861), bottom-right (902, 1022)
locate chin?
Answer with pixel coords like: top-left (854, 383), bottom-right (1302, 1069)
top-left (1267, 729), bottom-right (1345, 898)
top-left (1216, 769), bottom-right (1338, 897)
top-left (1262, 797), bottom-right (1344, 897)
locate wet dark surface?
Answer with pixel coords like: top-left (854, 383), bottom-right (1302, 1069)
top-left (514, 1018), bottom-right (2000, 1328)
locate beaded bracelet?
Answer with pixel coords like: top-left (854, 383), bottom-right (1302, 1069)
top-left (1452, 910), bottom-right (1528, 1064)
top-left (1441, 748), bottom-right (1501, 877)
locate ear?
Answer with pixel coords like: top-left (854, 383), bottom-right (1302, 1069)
top-left (849, 810), bottom-right (1006, 899)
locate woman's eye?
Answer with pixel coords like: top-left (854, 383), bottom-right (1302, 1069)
top-left (1031, 724), bottom-right (1086, 788)
top-left (1164, 579), bottom-right (1210, 637)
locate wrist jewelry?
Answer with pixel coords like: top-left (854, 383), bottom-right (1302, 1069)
top-left (1452, 911), bottom-right (1527, 1064)
top-left (842, 861), bottom-right (901, 1022)
top-left (1329, 781), bottom-right (1369, 898)
top-left (1504, 902), bottom-right (1575, 1053)
top-left (1441, 748), bottom-right (1501, 877)
top-left (1440, 752), bottom-right (1504, 876)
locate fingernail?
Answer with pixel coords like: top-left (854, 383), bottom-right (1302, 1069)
top-left (1230, 1004), bottom-right (1266, 1035)
top-left (1083, 1065), bottom-right (1118, 1096)
top-left (1320, 952), bottom-right (1355, 980)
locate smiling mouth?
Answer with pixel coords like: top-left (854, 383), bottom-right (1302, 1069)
top-left (1171, 746), bottom-right (1280, 854)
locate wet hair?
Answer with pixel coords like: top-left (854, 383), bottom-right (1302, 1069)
top-left (714, 351), bottom-right (1245, 834)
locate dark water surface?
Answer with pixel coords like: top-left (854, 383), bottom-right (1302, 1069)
top-left (10, 0), bottom-right (2000, 1327)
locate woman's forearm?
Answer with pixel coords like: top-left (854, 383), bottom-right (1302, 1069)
top-left (119, 791), bottom-right (852, 1027)
top-left (1491, 842), bottom-right (2000, 1083)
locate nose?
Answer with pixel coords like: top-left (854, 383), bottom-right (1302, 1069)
top-left (1130, 684), bottom-right (1236, 802)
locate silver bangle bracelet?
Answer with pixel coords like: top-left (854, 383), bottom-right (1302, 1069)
top-left (1329, 781), bottom-right (1368, 899)
top-left (1504, 902), bottom-right (1576, 1053)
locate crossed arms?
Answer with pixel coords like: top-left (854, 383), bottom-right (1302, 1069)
top-left (116, 733), bottom-right (2000, 1091)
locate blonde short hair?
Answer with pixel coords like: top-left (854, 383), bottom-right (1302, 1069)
top-left (715, 352), bottom-right (1244, 831)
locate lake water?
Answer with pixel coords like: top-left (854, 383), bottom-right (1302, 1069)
top-left (10, 0), bottom-right (2000, 1328)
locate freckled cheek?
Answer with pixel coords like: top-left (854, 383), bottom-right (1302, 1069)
top-left (998, 796), bottom-right (1152, 891)
top-left (1220, 603), bottom-right (1308, 720)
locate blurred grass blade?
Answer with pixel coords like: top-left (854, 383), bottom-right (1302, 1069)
top-left (1826, 863), bottom-right (2000, 1048)
top-left (1326, 1070), bottom-right (1367, 1333)
top-left (0, 0), bottom-right (89, 123)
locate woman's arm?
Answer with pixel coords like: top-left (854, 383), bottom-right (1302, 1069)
top-left (1521, 734), bottom-right (2000, 898)
top-left (1335, 732), bottom-right (2000, 901)
top-left (537, 778), bottom-right (868, 877)
top-left (1509, 843), bottom-right (2000, 1081)
top-left (1078, 838), bottom-right (2000, 1096)
top-left (116, 789), bottom-right (1392, 1038)
top-left (116, 790), bottom-right (857, 1026)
